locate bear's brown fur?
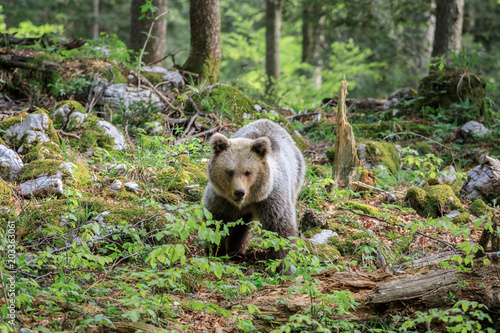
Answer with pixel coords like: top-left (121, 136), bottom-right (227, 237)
top-left (202, 119), bottom-right (306, 273)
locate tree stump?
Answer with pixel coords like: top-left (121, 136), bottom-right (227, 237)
top-left (332, 77), bottom-right (365, 189)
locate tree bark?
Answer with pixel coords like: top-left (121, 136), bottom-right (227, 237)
top-left (431, 0), bottom-right (464, 60)
top-left (265, 0), bottom-right (284, 97)
top-left (182, 0), bottom-right (221, 84)
top-left (129, 0), bottom-right (168, 66)
top-left (302, 0), bottom-right (325, 88)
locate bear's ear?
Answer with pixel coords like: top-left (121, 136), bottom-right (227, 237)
top-left (210, 133), bottom-right (230, 155)
top-left (251, 137), bottom-right (271, 158)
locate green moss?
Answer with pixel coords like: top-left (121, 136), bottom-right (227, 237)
top-left (67, 115), bottom-right (115, 151)
top-left (303, 226), bottom-right (322, 238)
top-left (328, 237), bottom-right (356, 256)
top-left (364, 141), bottom-right (400, 174)
top-left (156, 167), bottom-right (191, 191)
top-left (292, 133), bottom-right (309, 151)
top-left (0, 180), bottom-right (14, 205)
top-left (21, 159), bottom-right (91, 189)
top-left (154, 193), bottom-right (180, 205)
top-left (452, 212), bottom-right (470, 224)
top-left (414, 69), bottom-right (488, 125)
top-left (141, 71), bottom-right (165, 86)
top-left (23, 142), bottom-right (63, 163)
top-left (415, 141), bottom-right (431, 155)
top-left (469, 199), bottom-right (490, 217)
top-left (54, 100), bottom-right (86, 113)
top-left (346, 201), bottom-right (380, 216)
top-left (404, 187), bottom-right (428, 217)
top-left (184, 162), bottom-right (208, 185)
top-left (0, 114), bottom-right (26, 132)
top-left (405, 185), bottom-right (463, 218)
top-left (325, 147), bottom-right (335, 162)
top-left (427, 178), bottom-right (440, 186)
top-left (305, 242), bottom-right (341, 263)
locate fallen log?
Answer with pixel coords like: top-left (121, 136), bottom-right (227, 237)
top-left (0, 33), bottom-right (86, 50)
top-left (245, 261), bottom-right (500, 331)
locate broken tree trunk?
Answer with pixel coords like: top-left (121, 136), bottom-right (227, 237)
top-left (331, 77), bottom-right (365, 189)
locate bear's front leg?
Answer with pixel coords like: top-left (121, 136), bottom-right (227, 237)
top-left (259, 198), bottom-right (298, 274)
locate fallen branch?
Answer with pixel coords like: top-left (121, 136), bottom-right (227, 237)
top-left (0, 33), bottom-right (86, 50)
top-left (57, 130), bottom-right (80, 140)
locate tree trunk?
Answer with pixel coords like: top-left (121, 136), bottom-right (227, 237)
top-left (302, 1), bottom-right (325, 89)
top-left (331, 77), bottom-right (365, 189)
top-left (265, 0), bottom-right (284, 97)
top-left (431, 0), bottom-right (464, 60)
top-left (182, 0), bottom-right (221, 84)
top-left (129, 0), bottom-right (168, 66)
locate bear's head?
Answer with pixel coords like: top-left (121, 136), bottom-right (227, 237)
top-left (208, 133), bottom-right (272, 206)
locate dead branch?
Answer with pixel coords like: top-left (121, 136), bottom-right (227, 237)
top-left (57, 130), bottom-right (80, 140)
top-left (0, 33), bottom-right (86, 50)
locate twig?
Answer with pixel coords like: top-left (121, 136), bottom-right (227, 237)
top-left (165, 118), bottom-right (189, 124)
top-left (86, 70), bottom-right (115, 114)
top-left (57, 130), bottom-right (80, 140)
top-left (185, 114), bottom-right (198, 135)
top-left (147, 49), bottom-right (187, 67)
top-left (61, 106), bottom-right (75, 132)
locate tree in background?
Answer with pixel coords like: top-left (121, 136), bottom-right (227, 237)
top-left (183, 0), bottom-right (221, 84)
top-left (432, 0), bottom-right (464, 60)
top-left (265, 0), bottom-right (284, 98)
top-left (301, 0), bottom-right (325, 89)
top-left (129, 0), bottom-right (168, 66)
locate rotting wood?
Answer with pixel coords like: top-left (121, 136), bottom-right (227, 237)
top-left (331, 76), bottom-right (365, 189)
top-left (0, 54), bottom-right (59, 71)
top-left (0, 33), bottom-right (86, 50)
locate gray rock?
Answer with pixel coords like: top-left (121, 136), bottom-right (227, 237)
top-left (461, 156), bottom-right (500, 201)
top-left (124, 181), bottom-right (141, 193)
top-left (460, 121), bottom-right (488, 140)
top-left (99, 163), bottom-right (128, 174)
top-left (96, 120), bottom-right (127, 150)
top-left (310, 229), bottom-right (337, 244)
top-left (144, 121), bottom-right (164, 135)
top-left (3, 113), bottom-right (53, 153)
top-left (438, 165), bottom-right (457, 185)
top-left (51, 103), bottom-right (88, 130)
top-left (109, 179), bottom-right (123, 194)
top-left (445, 210), bottom-right (462, 220)
top-left (19, 176), bottom-right (64, 198)
top-left (141, 66), bottom-right (184, 91)
top-left (254, 104), bottom-right (263, 112)
top-left (383, 88), bottom-right (415, 109)
top-left (0, 145), bottom-right (24, 181)
top-left (357, 144), bottom-right (372, 168)
top-left (93, 81), bottom-right (164, 113)
top-left (385, 193), bottom-right (398, 204)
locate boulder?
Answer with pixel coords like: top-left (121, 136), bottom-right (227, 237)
top-left (109, 179), bottom-right (123, 194)
top-left (19, 176), bottom-right (64, 198)
top-left (3, 113), bottom-right (59, 153)
top-left (21, 159), bottom-right (91, 190)
top-left (383, 87), bottom-right (416, 109)
top-left (461, 156), bottom-right (500, 202)
top-left (141, 66), bottom-right (184, 91)
top-left (93, 81), bottom-right (164, 113)
top-left (0, 145), bottom-right (24, 181)
top-left (96, 120), bottom-right (127, 150)
top-left (460, 121), bottom-right (488, 141)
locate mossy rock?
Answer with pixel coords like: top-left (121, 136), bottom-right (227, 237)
top-left (303, 226), bottom-right (322, 238)
top-left (414, 69), bottom-right (488, 125)
top-left (0, 180), bottom-right (14, 206)
top-left (405, 185), bottom-right (463, 218)
top-left (363, 141), bottom-right (400, 174)
top-left (21, 159), bottom-right (91, 189)
top-left (325, 147), bottom-right (335, 162)
top-left (155, 167), bottom-right (191, 191)
top-left (184, 162), bottom-right (208, 185)
top-left (415, 141), bottom-right (431, 155)
top-left (305, 242), bottom-right (341, 263)
top-left (154, 193), bottom-right (180, 205)
top-left (67, 115), bottom-right (116, 151)
top-left (328, 237), bottom-right (357, 257)
top-left (97, 65), bottom-right (128, 84)
top-left (23, 142), bottom-right (64, 163)
top-left (101, 177), bottom-right (145, 201)
top-left (1, 110), bottom-right (60, 154)
top-left (469, 199), bottom-right (490, 217)
top-left (451, 212), bottom-right (470, 224)
top-left (353, 121), bottom-right (432, 139)
top-left (346, 201), bottom-right (380, 216)
top-left (291, 133), bottom-right (309, 151)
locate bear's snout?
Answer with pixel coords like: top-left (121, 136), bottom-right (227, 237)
top-left (234, 189), bottom-right (245, 201)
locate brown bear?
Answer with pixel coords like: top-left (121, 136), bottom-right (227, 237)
top-left (202, 119), bottom-right (306, 272)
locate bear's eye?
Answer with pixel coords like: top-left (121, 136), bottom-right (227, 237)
top-left (244, 171), bottom-right (251, 176)
top-left (227, 170), bottom-right (234, 177)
